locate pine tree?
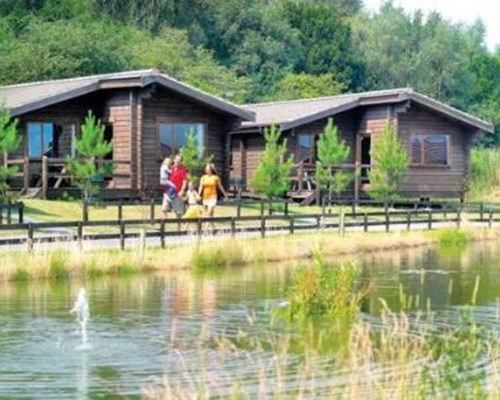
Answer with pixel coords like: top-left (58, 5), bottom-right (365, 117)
top-left (315, 118), bottom-right (352, 207)
top-left (368, 122), bottom-right (409, 202)
top-left (0, 108), bottom-right (20, 201)
top-left (251, 124), bottom-right (294, 199)
top-left (179, 130), bottom-right (213, 183)
top-left (67, 111), bottom-right (113, 202)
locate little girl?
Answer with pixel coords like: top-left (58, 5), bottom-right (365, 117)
top-left (183, 181), bottom-right (203, 219)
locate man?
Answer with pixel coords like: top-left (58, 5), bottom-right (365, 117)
top-left (169, 154), bottom-right (188, 218)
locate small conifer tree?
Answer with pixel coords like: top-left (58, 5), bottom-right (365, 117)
top-left (0, 107), bottom-right (21, 201)
top-left (315, 118), bottom-right (352, 207)
top-left (67, 111), bottom-right (113, 202)
top-left (179, 130), bottom-right (213, 183)
top-left (251, 124), bottom-right (294, 199)
top-left (368, 122), bottom-right (409, 203)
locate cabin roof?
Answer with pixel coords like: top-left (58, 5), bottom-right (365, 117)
top-left (0, 69), bottom-right (255, 121)
top-left (241, 88), bottom-right (494, 133)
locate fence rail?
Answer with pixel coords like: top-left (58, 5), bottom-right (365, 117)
top-left (0, 207), bottom-right (498, 251)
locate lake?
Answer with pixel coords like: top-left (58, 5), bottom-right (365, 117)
top-left (0, 239), bottom-right (499, 398)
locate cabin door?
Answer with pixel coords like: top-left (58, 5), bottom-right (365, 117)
top-left (356, 134), bottom-right (371, 196)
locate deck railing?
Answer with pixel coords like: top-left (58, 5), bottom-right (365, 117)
top-left (6, 156), bottom-right (133, 197)
top-left (292, 161), bottom-right (372, 200)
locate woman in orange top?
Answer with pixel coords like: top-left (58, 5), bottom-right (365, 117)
top-left (198, 163), bottom-right (228, 217)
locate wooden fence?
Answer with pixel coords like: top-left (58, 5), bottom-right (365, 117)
top-left (0, 207), bottom-right (498, 251)
top-left (0, 201), bottom-right (24, 225)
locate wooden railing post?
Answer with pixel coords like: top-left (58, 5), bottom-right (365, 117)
top-left (284, 201), bottom-right (289, 216)
top-left (407, 211), bottom-right (411, 231)
top-left (160, 219), bottom-right (166, 248)
top-left (298, 162), bottom-right (304, 191)
top-left (41, 156), bottom-right (48, 199)
top-left (18, 202), bottom-right (24, 224)
top-left (261, 215), bottom-right (266, 238)
top-left (260, 199), bottom-right (264, 217)
top-left (150, 198), bottom-right (155, 223)
top-left (428, 210), bottom-right (432, 230)
top-left (27, 223), bottom-right (34, 252)
top-left (77, 222), bottom-right (83, 250)
top-left (385, 208), bottom-right (390, 232)
top-left (82, 201), bottom-right (89, 222)
top-left (364, 212), bottom-right (368, 232)
top-left (488, 210), bottom-right (493, 229)
top-left (23, 156), bottom-right (30, 192)
top-left (479, 202), bottom-right (484, 221)
top-left (119, 220), bottom-right (126, 250)
top-left (354, 161), bottom-right (360, 203)
top-left (237, 199), bottom-right (242, 218)
top-left (118, 200), bottom-right (123, 222)
top-left (230, 217), bottom-right (236, 237)
top-left (289, 217), bottom-right (294, 234)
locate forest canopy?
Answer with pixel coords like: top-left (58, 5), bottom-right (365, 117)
top-left (0, 0), bottom-right (498, 145)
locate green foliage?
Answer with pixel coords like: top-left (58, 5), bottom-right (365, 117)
top-left (438, 229), bottom-right (468, 249)
top-left (269, 72), bottom-right (345, 101)
top-left (468, 147), bottom-right (500, 198)
top-left (179, 131), bottom-right (213, 183)
top-left (49, 251), bottom-right (69, 280)
top-left (315, 118), bottom-right (352, 205)
top-left (251, 124), bottom-right (294, 199)
top-left (67, 111), bottom-right (113, 202)
top-left (368, 122), bottom-right (409, 202)
top-left (278, 249), bottom-right (365, 321)
top-left (0, 107), bottom-right (20, 200)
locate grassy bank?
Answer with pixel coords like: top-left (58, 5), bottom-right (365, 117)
top-left (1, 227), bottom-right (499, 283)
top-left (469, 147), bottom-right (500, 202)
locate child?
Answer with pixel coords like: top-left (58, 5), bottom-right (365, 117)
top-left (160, 158), bottom-right (176, 215)
top-left (183, 181), bottom-right (203, 219)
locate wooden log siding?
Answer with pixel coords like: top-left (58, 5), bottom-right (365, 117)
top-left (141, 87), bottom-right (236, 192)
top-left (102, 89), bottom-right (134, 189)
top-left (398, 104), bottom-right (473, 197)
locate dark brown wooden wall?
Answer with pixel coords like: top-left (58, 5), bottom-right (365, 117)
top-left (398, 103), bottom-right (473, 197)
top-left (140, 86), bottom-right (238, 193)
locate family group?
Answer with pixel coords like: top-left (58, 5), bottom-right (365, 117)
top-left (160, 154), bottom-right (228, 219)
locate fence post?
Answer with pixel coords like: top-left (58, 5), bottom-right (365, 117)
top-left (118, 200), bottom-right (123, 222)
top-left (284, 201), bottom-right (289, 216)
top-left (231, 217), bottom-right (236, 237)
top-left (119, 220), bottom-right (125, 250)
top-left (321, 197), bottom-right (326, 217)
top-left (407, 211), bottom-right (411, 231)
top-left (260, 199), bottom-right (264, 217)
top-left (457, 206), bottom-right (461, 229)
top-left (82, 201), bottom-right (89, 222)
top-left (289, 217), bottom-right (294, 234)
top-left (6, 198), bottom-right (11, 224)
top-left (488, 210), bottom-right (493, 229)
top-left (196, 218), bottom-right (202, 239)
top-left (150, 198), bottom-right (155, 223)
top-left (261, 216), bottom-right (266, 238)
top-left (316, 215), bottom-right (321, 231)
top-left (27, 223), bottom-right (34, 252)
top-left (23, 156), bottom-right (30, 192)
top-left (77, 221), bottom-right (83, 250)
top-left (363, 212), bottom-right (368, 232)
top-left (428, 209), bottom-right (432, 230)
top-left (237, 200), bottom-right (242, 218)
top-left (385, 208), bottom-right (390, 232)
top-left (480, 202), bottom-right (484, 221)
top-left (18, 202), bottom-right (24, 224)
top-left (160, 219), bottom-right (166, 248)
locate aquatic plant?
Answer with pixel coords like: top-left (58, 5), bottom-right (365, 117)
top-left (278, 249), bottom-right (367, 321)
top-left (437, 229), bottom-right (468, 248)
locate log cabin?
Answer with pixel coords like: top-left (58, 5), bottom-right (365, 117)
top-left (0, 69), bottom-right (254, 199)
top-left (0, 70), bottom-right (494, 201)
top-left (231, 89), bottom-right (494, 203)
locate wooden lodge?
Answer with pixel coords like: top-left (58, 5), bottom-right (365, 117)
top-left (0, 70), bottom-right (494, 201)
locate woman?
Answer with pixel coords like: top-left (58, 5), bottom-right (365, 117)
top-left (198, 163), bottom-right (228, 217)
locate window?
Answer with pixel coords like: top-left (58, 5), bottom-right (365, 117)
top-left (411, 134), bottom-right (449, 166)
top-left (27, 122), bottom-right (58, 157)
top-left (297, 133), bottom-right (315, 162)
top-left (159, 122), bottom-right (204, 158)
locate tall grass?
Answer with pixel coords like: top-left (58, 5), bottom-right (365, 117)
top-left (469, 148), bottom-right (500, 199)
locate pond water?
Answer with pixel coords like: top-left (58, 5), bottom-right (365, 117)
top-left (0, 240), bottom-right (499, 398)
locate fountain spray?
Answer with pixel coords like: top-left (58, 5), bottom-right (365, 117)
top-left (70, 288), bottom-right (90, 350)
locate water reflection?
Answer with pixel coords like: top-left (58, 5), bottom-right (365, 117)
top-left (0, 240), bottom-right (498, 397)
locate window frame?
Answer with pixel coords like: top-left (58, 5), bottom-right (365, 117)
top-left (156, 119), bottom-right (207, 161)
top-left (296, 132), bottom-right (316, 163)
top-left (411, 133), bottom-right (450, 167)
top-left (26, 121), bottom-right (58, 158)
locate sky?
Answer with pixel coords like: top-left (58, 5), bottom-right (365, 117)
top-left (363, 0), bottom-right (499, 51)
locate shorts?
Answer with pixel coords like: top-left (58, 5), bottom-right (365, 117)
top-left (202, 198), bottom-right (217, 208)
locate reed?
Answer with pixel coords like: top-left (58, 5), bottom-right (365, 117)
top-left (469, 147), bottom-right (500, 200)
